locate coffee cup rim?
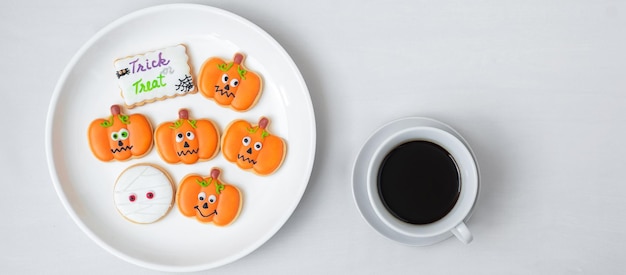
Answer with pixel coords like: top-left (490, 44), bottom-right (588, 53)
top-left (352, 117), bottom-right (480, 245)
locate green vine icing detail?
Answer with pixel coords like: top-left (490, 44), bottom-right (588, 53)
top-left (170, 120), bottom-right (184, 129)
top-left (237, 65), bottom-right (247, 80)
top-left (100, 116), bottom-right (114, 128)
top-left (99, 115), bottom-right (130, 128)
top-left (171, 120), bottom-right (182, 129)
top-left (215, 181), bottom-right (225, 195)
top-left (169, 119), bottom-right (197, 129)
top-left (217, 63), bottom-right (247, 80)
top-left (218, 62), bottom-right (234, 72)
top-left (196, 178), bottom-right (211, 187)
top-left (188, 120), bottom-right (197, 129)
top-left (246, 127), bottom-right (270, 139)
top-left (195, 178), bottom-right (225, 194)
top-left (118, 115), bottom-right (130, 124)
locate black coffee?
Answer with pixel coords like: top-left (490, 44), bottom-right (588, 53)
top-left (377, 141), bottom-right (460, 224)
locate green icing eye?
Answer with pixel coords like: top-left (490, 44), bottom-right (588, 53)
top-left (111, 132), bottom-right (119, 141)
top-left (119, 128), bottom-right (129, 140)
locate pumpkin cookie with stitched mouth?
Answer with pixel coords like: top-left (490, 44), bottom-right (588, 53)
top-left (197, 53), bottom-right (262, 112)
top-left (154, 109), bottom-right (220, 164)
top-left (222, 117), bottom-right (286, 175)
top-left (88, 105), bottom-right (153, 161)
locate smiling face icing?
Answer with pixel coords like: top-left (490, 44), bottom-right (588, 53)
top-left (177, 168), bottom-right (242, 226)
top-left (114, 164), bottom-right (175, 224)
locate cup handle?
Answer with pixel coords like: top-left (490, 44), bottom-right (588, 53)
top-left (451, 222), bottom-right (473, 244)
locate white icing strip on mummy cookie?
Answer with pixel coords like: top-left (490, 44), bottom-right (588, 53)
top-left (114, 44), bottom-right (196, 108)
top-left (114, 164), bottom-right (174, 223)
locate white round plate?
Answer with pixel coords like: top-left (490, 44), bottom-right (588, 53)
top-left (46, 4), bottom-right (315, 272)
top-left (352, 117), bottom-right (477, 246)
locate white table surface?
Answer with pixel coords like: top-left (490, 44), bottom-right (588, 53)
top-left (2, 0), bottom-right (626, 273)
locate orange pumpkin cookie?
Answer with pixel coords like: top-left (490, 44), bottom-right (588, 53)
top-left (198, 53), bottom-right (262, 111)
top-left (88, 105), bottom-right (153, 161)
top-left (154, 109), bottom-right (220, 164)
top-left (222, 117), bottom-right (286, 175)
top-left (177, 168), bottom-right (242, 226)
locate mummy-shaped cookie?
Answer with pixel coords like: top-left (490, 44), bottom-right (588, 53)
top-left (114, 164), bottom-right (175, 223)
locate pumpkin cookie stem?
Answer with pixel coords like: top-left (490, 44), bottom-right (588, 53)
top-left (259, 117), bottom-right (269, 129)
top-left (111, 105), bottom-right (121, 115)
top-left (211, 168), bottom-right (220, 179)
top-left (233, 53), bottom-right (244, 65)
top-left (179, 109), bottom-right (189, 119)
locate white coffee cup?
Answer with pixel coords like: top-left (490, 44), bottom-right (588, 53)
top-left (352, 117), bottom-right (479, 245)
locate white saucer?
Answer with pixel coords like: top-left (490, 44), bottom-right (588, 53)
top-left (351, 117), bottom-right (479, 246)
